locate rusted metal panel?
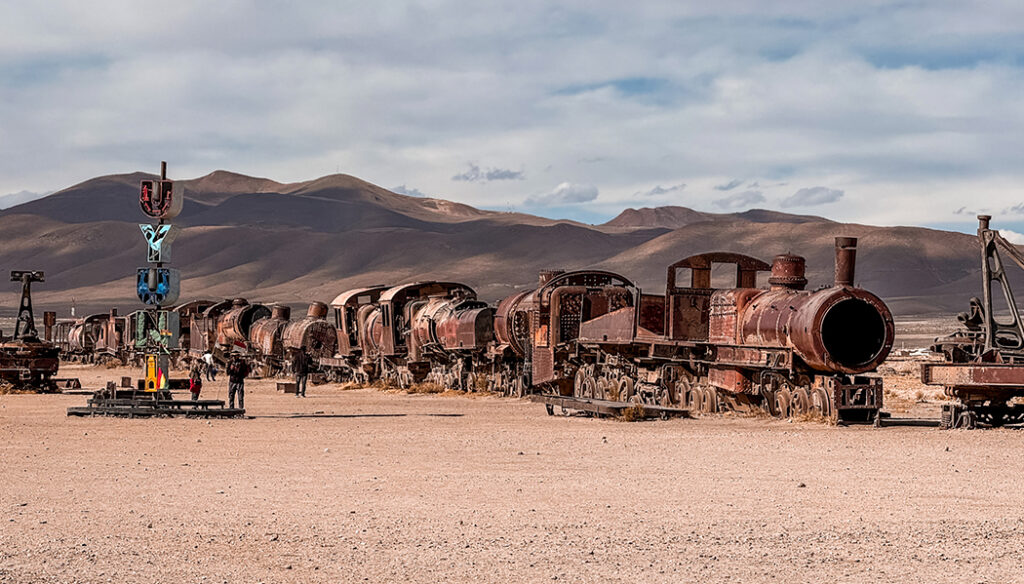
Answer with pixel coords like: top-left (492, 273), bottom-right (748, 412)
top-left (669, 290), bottom-right (711, 341)
top-left (708, 367), bottom-right (751, 393)
top-left (578, 306), bottom-right (635, 343)
top-left (713, 345), bottom-right (792, 370)
top-left (437, 305), bottom-right (495, 350)
top-left (921, 362), bottom-right (1024, 389)
top-left (532, 346), bottom-right (555, 384)
top-left (638, 294), bottom-right (665, 337)
top-left (494, 291), bottom-right (532, 356)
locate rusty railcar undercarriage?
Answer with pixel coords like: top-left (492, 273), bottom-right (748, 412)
top-left (1, 271), bottom-right (61, 391)
top-left (922, 215), bottom-right (1024, 428)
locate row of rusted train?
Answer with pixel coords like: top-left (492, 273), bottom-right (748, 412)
top-left (51, 236), bottom-right (895, 422)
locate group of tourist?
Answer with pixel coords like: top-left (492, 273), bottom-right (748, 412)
top-left (185, 349), bottom-right (312, 410)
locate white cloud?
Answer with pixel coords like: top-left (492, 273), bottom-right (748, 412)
top-left (451, 163), bottom-right (525, 182)
top-left (525, 182), bottom-right (599, 206)
top-left (1000, 229), bottom-right (1024, 244)
top-left (2, 3), bottom-right (1024, 228)
top-left (714, 179), bottom-right (743, 191)
top-left (714, 190), bottom-right (764, 210)
top-left (390, 184), bottom-right (428, 198)
top-left (634, 183), bottom-right (685, 197)
top-left (781, 186), bottom-right (844, 207)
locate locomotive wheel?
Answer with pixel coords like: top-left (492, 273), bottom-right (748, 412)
top-left (578, 376), bottom-right (597, 399)
top-left (596, 378), bottom-right (610, 400)
top-left (761, 390), bottom-right (777, 416)
top-left (574, 369), bottom-right (586, 396)
top-left (793, 389), bottom-right (810, 416)
top-left (618, 377), bottom-right (635, 403)
top-left (699, 388), bottom-right (715, 413)
top-left (689, 387), bottom-right (704, 413)
top-left (775, 389), bottom-right (792, 419)
top-left (810, 388), bottom-right (826, 415)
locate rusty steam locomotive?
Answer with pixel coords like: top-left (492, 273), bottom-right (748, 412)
top-left (49, 236), bottom-right (893, 422)
top-left (316, 236), bottom-right (893, 422)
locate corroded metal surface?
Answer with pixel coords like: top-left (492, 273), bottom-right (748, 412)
top-left (250, 305), bottom-right (291, 357)
top-left (283, 302), bottom-right (338, 359)
top-left (1, 270), bottom-right (60, 389)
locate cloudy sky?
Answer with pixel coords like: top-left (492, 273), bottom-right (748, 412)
top-left (3, 1), bottom-right (1024, 234)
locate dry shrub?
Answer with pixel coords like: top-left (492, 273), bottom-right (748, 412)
top-left (620, 403), bottom-right (646, 422)
top-left (734, 407), bottom-right (772, 420)
top-left (103, 359), bottom-right (124, 369)
top-left (474, 375), bottom-right (490, 392)
top-left (792, 411), bottom-right (836, 425)
top-left (371, 378), bottom-right (398, 391)
top-left (914, 389), bottom-right (926, 402)
top-left (0, 380), bottom-right (39, 395)
top-left (407, 382), bottom-right (445, 394)
top-left (337, 381), bottom-right (364, 391)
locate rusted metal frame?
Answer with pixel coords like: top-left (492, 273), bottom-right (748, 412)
top-left (665, 253), bottom-right (770, 291)
top-left (982, 224), bottom-right (1024, 353)
top-left (921, 362), bottom-right (1024, 389)
top-left (706, 344), bottom-right (794, 370)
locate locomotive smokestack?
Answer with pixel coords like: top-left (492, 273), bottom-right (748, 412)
top-left (271, 304), bottom-right (291, 320)
top-left (834, 237), bottom-right (857, 287)
top-left (768, 254), bottom-right (808, 291)
top-left (978, 214), bottom-right (991, 230)
top-left (307, 301), bottom-right (329, 319)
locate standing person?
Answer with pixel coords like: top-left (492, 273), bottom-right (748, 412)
top-left (226, 354), bottom-right (250, 411)
top-left (293, 349), bottom-right (309, 398)
top-left (188, 362), bottom-right (203, 401)
top-left (202, 351), bottom-right (217, 382)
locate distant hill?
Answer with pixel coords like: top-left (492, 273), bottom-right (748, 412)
top-left (0, 170), bottom-right (995, 317)
top-left (604, 205), bottom-right (831, 229)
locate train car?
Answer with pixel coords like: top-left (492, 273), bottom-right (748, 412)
top-left (173, 299), bottom-right (217, 353)
top-left (249, 304), bottom-right (292, 374)
top-left (282, 301), bottom-right (337, 372)
top-left (319, 286), bottom-right (388, 382)
top-left (216, 299), bottom-right (272, 358)
top-left (554, 237), bottom-right (894, 422)
top-left (189, 299), bottom-right (245, 361)
top-left (361, 281), bottom-right (483, 387)
top-left (59, 309), bottom-right (128, 362)
top-left (491, 269), bottom-right (638, 396)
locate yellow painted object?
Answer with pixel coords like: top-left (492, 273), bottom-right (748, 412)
top-left (144, 353), bottom-right (170, 392)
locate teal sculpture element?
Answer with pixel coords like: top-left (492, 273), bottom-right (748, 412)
top-left (139, 224), bottom-right (180, 263)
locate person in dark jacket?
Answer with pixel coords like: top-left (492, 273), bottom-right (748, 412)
top-left (293, 349), bottom-right (310, 398)
top-left (226, 355), bottom-right (250, 410)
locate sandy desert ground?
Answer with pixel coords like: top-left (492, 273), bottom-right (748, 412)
top-left (2, 363), bottom-right (1023, 584)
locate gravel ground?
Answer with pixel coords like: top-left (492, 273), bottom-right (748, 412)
top-left (2, 365), bottom-right (1023, 584)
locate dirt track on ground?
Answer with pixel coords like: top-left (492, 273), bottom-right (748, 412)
top-left (2, 364), bottom-right (1023, 583)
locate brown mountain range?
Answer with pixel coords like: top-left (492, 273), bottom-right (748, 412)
top-left (0, 170), bottom-right (996, 318)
